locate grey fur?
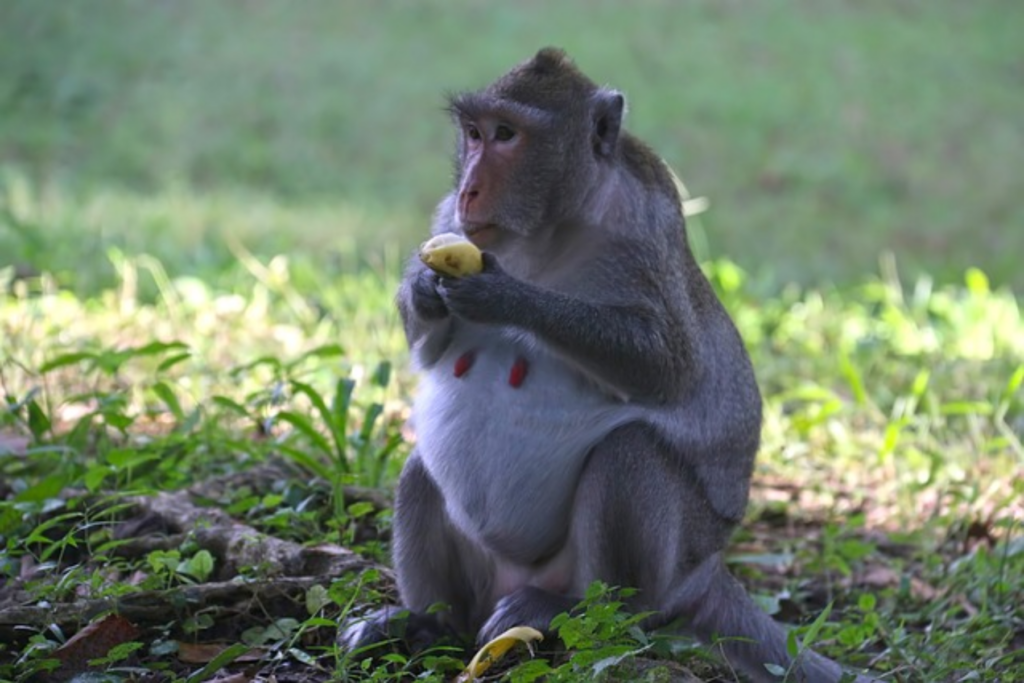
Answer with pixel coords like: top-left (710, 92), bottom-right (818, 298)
top-left (346, 48), bottom-right (876, 683)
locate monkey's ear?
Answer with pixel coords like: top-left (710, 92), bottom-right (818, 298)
top-left (591, 89), bottom-right (625, 158)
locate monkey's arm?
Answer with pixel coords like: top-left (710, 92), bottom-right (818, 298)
top-left (397, 259), bottom-right (457, 368)
top-left (439, 254), bottom-right (692, 402)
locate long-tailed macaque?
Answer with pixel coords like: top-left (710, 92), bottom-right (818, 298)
top-left (345, 48), bottom-right (874, 682)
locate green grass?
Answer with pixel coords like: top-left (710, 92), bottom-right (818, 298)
top-left (1, 0), bottom-right (1023, 290)
top-left (1, 255), bottom-right (1022, 680)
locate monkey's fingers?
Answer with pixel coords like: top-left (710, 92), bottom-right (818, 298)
top-left (419, 233), bottom-right (484, 277)
top-left (457, 625), bottom-right (544, 681)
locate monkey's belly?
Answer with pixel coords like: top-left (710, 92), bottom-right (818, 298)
top-left (413, 335), bottom-right (642, 563)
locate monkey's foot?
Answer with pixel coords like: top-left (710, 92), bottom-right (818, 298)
top-left (477, 586), bottom-right (577, 645)
top-left (340, 606), bottom-right (456, 655)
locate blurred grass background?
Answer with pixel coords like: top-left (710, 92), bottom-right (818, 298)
top-left (0, 0), bottom-right (1021, 292)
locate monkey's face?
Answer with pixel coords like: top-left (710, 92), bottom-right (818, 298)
top-left (445, 48), bottom-right (623, 244)
top-left (448, 99), bottom-right (566, 246)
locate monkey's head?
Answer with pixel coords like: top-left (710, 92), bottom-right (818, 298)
top-left (446, 48), bottom-right (625, 247)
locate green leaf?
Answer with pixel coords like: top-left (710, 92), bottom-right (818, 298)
top-left (291, 380), bottom-right (348, 468)
top-left (103, 411), bottom-right (135, 431)
top-left (184, 642), bottom-right (250, 683)
top-left (838, 538), bottom-right (875, 562)
top-left (287, 343), bottom-right (345, 370)
top-left (799, 601), bottom-right (833, 649)
top-left (230, 355), bottom-right (283, 377)
top-left (589, 645), bottom-right (646, 676)
top-left (286, 646), bottom-right (319, 666)
top-left (39, 351), bottom-right (96, 374)
top-left (910, 369), bottom-right (930, 398)
top-left (837, 350), bottom-right (867, 405)
top-left (0, 507), bottom-right (20, 536)
top-left (277, 444), bottom-right (331, 481)
top-left (25, 511), bottom-right (81, 544)
top-left (135, 340), bottom-right (190, 356)
top-left (785, 628), bottom-right (799, 658)
top-left (372, 360), bottom-right (392, 387)
top-left (277, 410), bottom-right (333, 457)
top-left (306, 584), bottom-right (331, 614)
top-left (331, 377), bottom-right (357, 454)
top-left (226, 495), bottom-right (261, 515)
top-left (106, 448), bottom-right (158, 470)
top-left (509, 658), bottom-right (555, 682)
top-left (152, 381), bottom-right (185, 421)
top-left (347, 501), bottom-right (375, 519)
top-left (94, 349), bottom-right (133, 375)
top-left (940, 401), bottom-right (993, 416)
top-left (246, 618), bottom-right (300, 644)
top-left (147, 549), bottom-right (181, 574)
top-left (212, 396), bottom-right (251, 417)
top-left (713, 259), bottom-right (745, 293)
top-left (879, 420), bottom-right (904, 461)
top-left (4, 386), bottom-right (42, 414)
top-left (1003, 364), bottom-right (1024, 401)
top-left (89, 640), bottom-right (143, 666)
top-left (358, 403), bottom-right (383, 444)
top-left (16, 474), bottom-right (68, 503)
top-left (964, 267), bottom-right (990, 295)
top-left (372, 434), bottom-right (403, 486)
top-left (157, 352), bottom-right (193, 372)
top-left (183, 550), bottom-right (215, 582)
top-left (26, 399), bottom-right (51, 439)
top-left (84, 465), bottom-right (110, 491)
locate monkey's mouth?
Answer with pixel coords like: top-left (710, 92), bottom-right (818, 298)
top-left (463, 223), bottom-right (500, 248)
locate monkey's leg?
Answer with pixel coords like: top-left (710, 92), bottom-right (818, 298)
top-left (342, 451), bottom-right (493, 651)
top-left (479, 422), bottom-right (728, 643)
top-left (481, 424), bottom-right (866, 682)
top-left (670, 553), bottom-right (875, 683)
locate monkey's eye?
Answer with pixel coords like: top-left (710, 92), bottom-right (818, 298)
top-left (494, 124), bottom-right (516, 142)
top-left (466, 125), bottom-right (482, 141)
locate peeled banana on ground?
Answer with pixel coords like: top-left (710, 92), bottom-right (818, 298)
top-left (419, 233), bottom-right (483, 277)
top-left (457, 626), bottom-right (544, 681)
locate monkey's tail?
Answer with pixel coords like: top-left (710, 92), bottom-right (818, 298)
top-left (675, 554), bottom-right (875, 683)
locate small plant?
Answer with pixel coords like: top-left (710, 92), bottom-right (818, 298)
top-left (274, 358), bottom-right (403, 493)
top-left (503, 583), bottom-right (656, 682)
top-left (144, 547), bottom-right (215, 589)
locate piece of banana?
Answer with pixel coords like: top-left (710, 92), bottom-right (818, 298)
top-left (419, 233), bottom-right (484, 277)
top-left (457, 626), bottom-right (544, 681)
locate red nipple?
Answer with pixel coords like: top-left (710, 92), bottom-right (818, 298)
top-left (453, 351), bottom-right (475, 378)
top-left (508, 356), bottom-right (529, 388)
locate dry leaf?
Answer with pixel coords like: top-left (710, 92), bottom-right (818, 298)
top-left (54, 614), bottom-right (140, 674)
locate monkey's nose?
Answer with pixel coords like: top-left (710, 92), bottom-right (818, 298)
top-left (458, 190), bottom-right (480, 221)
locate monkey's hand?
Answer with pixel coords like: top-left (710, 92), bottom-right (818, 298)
top-left (409, 266), bottom-right (450, 321)
top-left (438, 253), bottom-right (520, 324)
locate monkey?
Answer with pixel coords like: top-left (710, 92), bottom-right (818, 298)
top-left (343, 48), bottom-right (874, 682)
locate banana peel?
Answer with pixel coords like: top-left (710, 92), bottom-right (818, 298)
top-left (457, 626), bottom-right (544, 681)
top-left (419, 233), bottom-right (483, 277)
